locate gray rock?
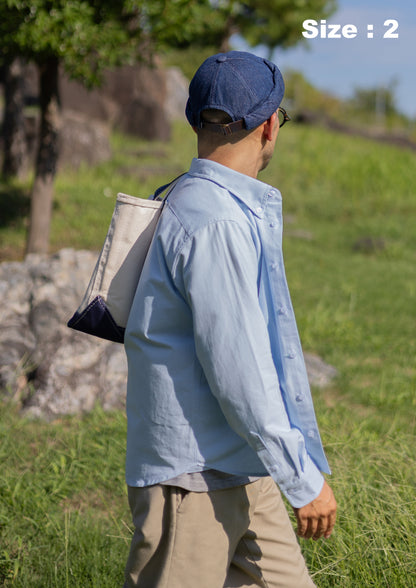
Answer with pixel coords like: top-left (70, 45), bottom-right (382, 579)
top-left (165, 67), bottom-right (189, 121)
top-left (60, 61), bottom-right (172, 141)
top-left (59, 110), bottom-right (112, 169)
top-left (0, 249), bottom-right (127, 419)
top-left (0, 249), bottom-right (337, 420)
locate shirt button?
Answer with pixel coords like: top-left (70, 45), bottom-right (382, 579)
top-left (277, 307), bottom-right (287, 315)
top-left (270, 262), bottom-right (277, 271)
top-left (256, 206), bottom-right (263, 214)
top-left (307, 430), bottom-right (316, 439)
top-left (287, 351), bottom-right (296, 359)
top-left (269, 222), bottom-right (277, 228)
top-left (296, 394), bottom-right (304, 402)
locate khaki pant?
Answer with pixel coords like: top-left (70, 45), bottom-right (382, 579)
top-left (124, 476), bottom-right (316, 588)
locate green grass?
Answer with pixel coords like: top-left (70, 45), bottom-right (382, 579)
top-left (1, 121), bottom-right (416, 586)
top-left (304, 424), bottom-right (416, 586)
top-left (0, 405), bottom-right (129, 587)
top-left (49, 129), bottom-right (193, 254)
top-left (268, 127), bottom-right (416, 423)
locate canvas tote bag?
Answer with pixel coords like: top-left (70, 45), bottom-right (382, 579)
top-left (67, 177), bottom-right (181, 343)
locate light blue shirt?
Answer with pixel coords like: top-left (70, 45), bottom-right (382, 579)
top-left (125, 158), bottom-right (331, 508)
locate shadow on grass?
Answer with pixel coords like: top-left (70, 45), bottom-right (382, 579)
top-left (0, 182), bottom-right (30, 228)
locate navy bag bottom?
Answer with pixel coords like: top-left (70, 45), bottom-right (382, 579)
top-left (67, 296), bottom-right (125, 343)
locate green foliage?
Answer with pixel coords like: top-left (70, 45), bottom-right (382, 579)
top-left (283, 69), bottom-right (344, 116)
top-left (222, 0), bottom-right (337, 49)
top-left (282, 69), bottom-right (415, 134)
top-left (0, 0), bottom-right (228, 85)
top-left (350, 81), bottom-right (400, 118)
top-left (1, 1), bottom-right (139, 84)
top-left (169, 0), bottom-right (338, 51)
top-left (163, 45), bottom-right (221, 80)
top-left (0, 0), bottom-right (338, 84)
top-left (135, 0), bottom-right (225, 48)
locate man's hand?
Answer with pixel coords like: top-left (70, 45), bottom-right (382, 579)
top-left (293, 480), bottom-right (337, 540)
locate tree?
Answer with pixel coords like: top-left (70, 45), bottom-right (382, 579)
top-left (350, 81), bottom-right (399, 122)
top-left (0, 0), bottom-right (336, 254)
top-left (1, 57), bottom-right (29, 178)
top-left (0, 0), bottom-right (216, 253)
top-left (202, 0), bottom-right (337, 51)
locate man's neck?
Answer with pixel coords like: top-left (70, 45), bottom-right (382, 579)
top-left (199, 152), bottom-right (259, 179)
top-left (197, 123), bottom-right (272, 178)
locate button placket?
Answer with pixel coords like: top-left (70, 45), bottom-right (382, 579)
top-left (253, 186), bottom-right (327, 470)
top-left (263, 196), bottom-right (282, 283)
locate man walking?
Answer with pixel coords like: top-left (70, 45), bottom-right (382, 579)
top-left (123, 51), bottom-right (336, 588)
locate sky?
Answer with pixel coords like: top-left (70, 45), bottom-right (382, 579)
top-left (238, 0), bottom-right (416, 118)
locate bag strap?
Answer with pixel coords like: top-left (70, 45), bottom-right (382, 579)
top-left (153, 174), bottom-right (185, 201)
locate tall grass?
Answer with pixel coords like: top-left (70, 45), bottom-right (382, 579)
top-left (0, 405), bottom-right (129, 586)
top-left (1, 121), bottom-right (416, 586)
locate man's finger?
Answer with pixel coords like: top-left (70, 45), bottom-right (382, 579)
top-left (313, 516), bottom-right (328, 540)
top-left (305, 517), bottom-right (319, 539)
top-left (295, 512), bottom-right (308, 538)
top-left (324, 511), bottom-right (337, 539)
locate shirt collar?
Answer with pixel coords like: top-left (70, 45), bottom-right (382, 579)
top-left (188, 158), bottom-right (281, 218)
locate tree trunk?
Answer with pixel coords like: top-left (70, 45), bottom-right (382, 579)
top-left (219, 16), bottom-right (237, 53)
top-left (1, 57), bottom-right (29, 179)
top-left (26, 58), bottom-right (61, 255)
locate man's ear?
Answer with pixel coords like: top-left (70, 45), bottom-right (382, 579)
top-left (263, 112), bottom-right (278, 141)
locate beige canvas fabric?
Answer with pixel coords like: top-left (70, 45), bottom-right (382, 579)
top-left (77, 194), bottom-right (163, 327)
top-left (124, 477), bottom-right (316, 588)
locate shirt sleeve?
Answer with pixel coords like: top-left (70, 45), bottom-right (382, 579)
top-left (176, 219), bottom-right (324, 508)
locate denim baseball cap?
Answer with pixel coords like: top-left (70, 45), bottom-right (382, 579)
top-left (185, 51), bottom-right (285, 133)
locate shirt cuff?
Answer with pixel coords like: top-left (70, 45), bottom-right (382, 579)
top-left (269, 456), bottom-right (325, 508)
